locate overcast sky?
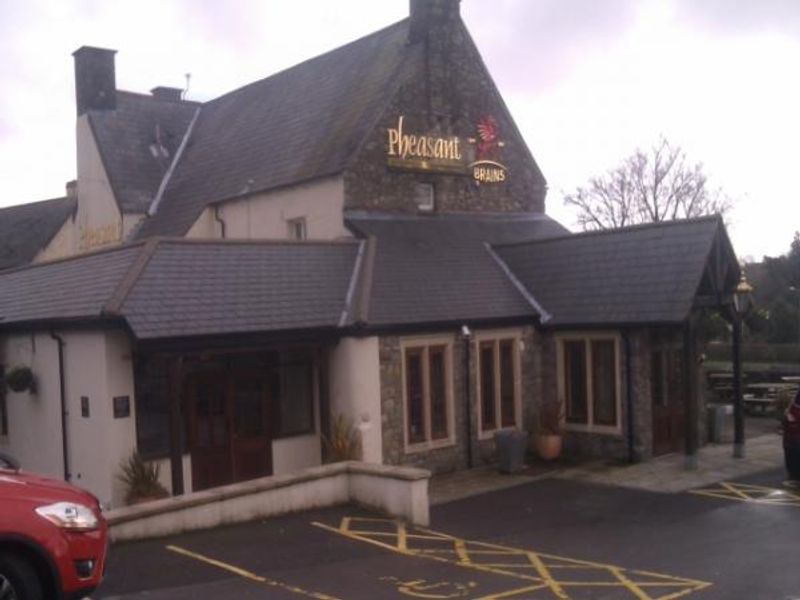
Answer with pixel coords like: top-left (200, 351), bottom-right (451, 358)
top-left (1, 0), bottom-right (798, 260)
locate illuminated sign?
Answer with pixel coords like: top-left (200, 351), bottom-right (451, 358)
top-left (469, 116), bottom-right (507, 185)
top-left (386, 115), bottom-right (508, 184)
top-left (387, 116), bottom-right (464, 173)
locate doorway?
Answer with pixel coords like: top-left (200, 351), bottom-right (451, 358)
top-left (187, 371), bottom-right (273, 491)
top-left (651, 347), bottom-right (686, 456)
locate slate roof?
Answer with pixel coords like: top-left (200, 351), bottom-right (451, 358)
top-left (0, 239), bottom-right (361, 340)
top-left (346, 213), bottom-right (568, 327)
top-left (119, 239), bottom-right (361, 340)
top-left (135, 20), bottom-right (418, 239)
top-left (493, 217), bottom-right (727, 327)
top-left (88, 91), bottom-right (199, 214)
top-left (0, 245), bottom-right (140, 326)
top-left (0, 196), bottom-right (77, 271)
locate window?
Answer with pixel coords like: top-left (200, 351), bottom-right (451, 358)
top-left (477, 338), bottom-right (520, 434)
top-left (277, 360), bottom-right (315, 437)
top-left (559, 336), bottom-right (620, 431)
top-left (414, 183), bottom-right (435, 212)
top-left (287, 217), bottom-right (307, 240)
top-left (403, 342), bottom-right (453, 449)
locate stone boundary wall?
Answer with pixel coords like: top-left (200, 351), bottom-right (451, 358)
top-left (106, 461), bottom-right (430, 542)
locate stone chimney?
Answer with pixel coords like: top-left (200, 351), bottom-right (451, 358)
top-left (65, 180), bottom-right (78, 199)
top-left (151, 86), bottom-right (183, 102)
top-left (409, 0), bottom-right (461, 43)
top-left (72, 46), bottom-right (117, 116)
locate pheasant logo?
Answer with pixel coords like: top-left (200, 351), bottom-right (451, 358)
top-left (469, 115), bottom-right (507, 184)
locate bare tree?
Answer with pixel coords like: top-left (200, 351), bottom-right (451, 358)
top-left (564, 137), bottom-right (731, 230)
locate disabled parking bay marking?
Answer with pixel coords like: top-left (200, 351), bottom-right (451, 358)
top-left (689, 481), bottom-right (800, 507)
top-left (312, 517), bottom-right (712, 600)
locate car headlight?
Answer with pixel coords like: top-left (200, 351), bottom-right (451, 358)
top-left (35, 502), bottom-right (99, 531)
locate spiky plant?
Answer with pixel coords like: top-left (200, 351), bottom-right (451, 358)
top-left (322, 414), bottom-right (363, 463)
top-left (118, 452), bottom-right (169, 505)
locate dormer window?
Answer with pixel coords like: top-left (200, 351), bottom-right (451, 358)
top-left (288, 217), bottom-right (307, 241)
top-left (414, 183), bottom-right (435, 213)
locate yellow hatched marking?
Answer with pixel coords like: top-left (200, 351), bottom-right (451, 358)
top-left (313, 518), bottom-right (711, 599)
top-left (690, 481), bottom-right (800, 507)
top-left (166, 545), bottom-right (342, 599)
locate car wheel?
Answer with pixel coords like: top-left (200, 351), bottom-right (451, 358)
top-left (0, 554), bottom-right (43, 600)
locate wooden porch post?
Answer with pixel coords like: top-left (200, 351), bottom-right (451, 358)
top-left (168, 356), bottom-right (185, 496)
top-left (683, 315), bottom-right (699, 470)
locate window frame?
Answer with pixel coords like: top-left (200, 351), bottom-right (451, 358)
top-left (556, 333), bottom-right (622, 435)
top-left (475, 330), bottom-right (523, 440)
top-left (400, 336), bottom-right (456, 453)
top-left (287, 217), bottom-right (307, 241)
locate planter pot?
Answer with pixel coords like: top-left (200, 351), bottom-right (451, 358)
top-left (534, 434), bottom-right (563, 461)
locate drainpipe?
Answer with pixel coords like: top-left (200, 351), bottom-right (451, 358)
top-left (214, 205), bottom-right (226, 239)
top-left (461, 325), bottom-right (473, 469)
top-left (623, 332), bottom-right (636, 464)
top-left (50, 331), bottom-right (70, 481)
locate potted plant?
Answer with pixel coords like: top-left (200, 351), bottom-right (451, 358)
top-left (118, 452), bottom-right (169, 506)
top-left (533, 397), bottom-right (564, 460)
top-left (322, 413), bottom-right (363, 463)
top-left (4, 366), bottom-right (37, 394)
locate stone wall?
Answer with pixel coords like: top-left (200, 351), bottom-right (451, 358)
top-left (344, 17), bottom-right (547, 216)
top-left (379, 326), bottom-right (541, 473)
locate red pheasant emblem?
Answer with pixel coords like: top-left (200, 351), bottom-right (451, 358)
top-left (476, 116), bottom-right (501, 159)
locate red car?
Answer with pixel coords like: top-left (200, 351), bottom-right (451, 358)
top-left (0, 453), bottom-right (108, 600)
top-left (783, 390), bottom-right (800, 481)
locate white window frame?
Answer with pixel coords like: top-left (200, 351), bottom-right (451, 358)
top-left (287, 217), bottom-right (307, 241)
top-left (414, 183), bottom-right (435, 213)
top-left (556, 332), bottom-right (622, 435)
top-left (400, 335), bottom-right (456, 453)
top-left (475, 330), bottom-right (523, 440)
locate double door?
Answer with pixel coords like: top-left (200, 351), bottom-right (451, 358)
top-left (187, 372), bottom-right (273, 491)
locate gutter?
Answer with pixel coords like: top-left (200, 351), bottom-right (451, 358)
top-left (49, 330), bottom-right (70, 481)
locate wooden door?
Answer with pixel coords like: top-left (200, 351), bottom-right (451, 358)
top-left (652, 349), bottom-right (686, 456)
top-left (189, 374), bottom-right (234, 491)
top-left (230, 376), bottom-right (272, 482)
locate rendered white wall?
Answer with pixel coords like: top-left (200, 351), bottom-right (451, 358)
top-left (75, 115), bottom-right (122, 252)
top-left (329, 337), bottom-right (383, 464)
top-left (35, 216), bottom-right (77, 263)
top-left (0, 333), bottom-right (65, 478)
top-left (272, 434), bottom-right (322, 475)
top-left (0, 329), bottom-right (137, 508)
top-left (185, 176), bottom-right (349, 240)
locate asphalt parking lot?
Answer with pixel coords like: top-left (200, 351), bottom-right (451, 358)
top-left (96, 467), bottom-right (799, 600)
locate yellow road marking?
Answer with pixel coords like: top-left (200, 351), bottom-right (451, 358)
top-left (690, 481), bottom-right (800, 507)
top-left (313, 518), bottom-right (712, 600)
top-left (166, 544), bottom-right (342, 600)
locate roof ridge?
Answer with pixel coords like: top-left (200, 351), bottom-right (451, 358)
top-left (0, 240), bottom-right (147, 277)
top-left (154, 236), bottom-right (362, 248)
top-left (0, 195), bottom-right (72, 213)
top-left (115, 89), bottom-right (202, 106)
top-left (205, 19), bottom-right (409, 109)
top-left (495, 215), bottom-right (722, 249)
top-left (103, 238), bottom-right (161, 316)
top-left (484, 242), bottom-right (550, 322)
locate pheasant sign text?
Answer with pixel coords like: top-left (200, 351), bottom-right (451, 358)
top-left (386, 115), bottom-right (507, 184)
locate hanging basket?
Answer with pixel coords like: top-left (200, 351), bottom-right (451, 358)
top-left (5, 366), bottom-right (37, 394)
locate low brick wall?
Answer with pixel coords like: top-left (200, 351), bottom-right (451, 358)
top-left (106, 461), bottom-right (430, 542)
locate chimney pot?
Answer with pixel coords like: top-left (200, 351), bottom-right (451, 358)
top-left (151, 86), bottom-right (183, 102)
top-left (72, 46), bottom-right (117, 116)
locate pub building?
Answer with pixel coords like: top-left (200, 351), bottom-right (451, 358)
top-left (0, 0), bottom-right (740, 508)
